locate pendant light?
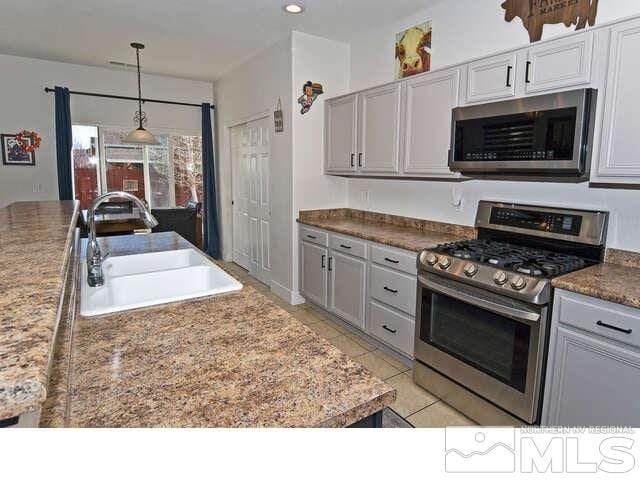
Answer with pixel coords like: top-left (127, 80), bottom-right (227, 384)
top-left (123, 42), bottom-right (159, 145)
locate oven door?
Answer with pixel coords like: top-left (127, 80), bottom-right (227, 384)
top-left (414, 274), bottom-right (548, 423)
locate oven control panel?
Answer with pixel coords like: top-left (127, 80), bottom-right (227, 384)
top-left (489, 207), bottom-right (582, 236)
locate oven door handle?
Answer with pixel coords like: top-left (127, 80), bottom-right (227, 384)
top-left (419, 275), bottom-right (541, 324)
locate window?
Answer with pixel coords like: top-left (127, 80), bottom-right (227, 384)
top-left (71, 125), bottom-right (202, 210)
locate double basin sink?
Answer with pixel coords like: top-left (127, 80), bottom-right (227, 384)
top-left (80, 248), bottom-right (243, 317)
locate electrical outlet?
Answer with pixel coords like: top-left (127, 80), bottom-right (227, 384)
top-left (32, 184), bottom-right (43, 193)
top-left (360, 190), bottom-right (370, 206)
top-left (451, 187), bottom-right (463, 212)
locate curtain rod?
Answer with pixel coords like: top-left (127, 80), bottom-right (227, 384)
top-left (44, 87), bottom-right (214, 109)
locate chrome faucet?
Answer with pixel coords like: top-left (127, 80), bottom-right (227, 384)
top-left (86, 191), bottom-right (159, 287)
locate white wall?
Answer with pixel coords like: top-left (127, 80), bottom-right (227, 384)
top-left (291, 31), bottom-right (350, 298)
top-left (214, 36), bottom-right (294, 297)
top-left (346, 1), bottom-right (640, 252)
top-left (0, 53), bottom-right (213, 208)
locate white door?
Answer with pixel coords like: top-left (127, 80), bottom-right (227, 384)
top-left (402, 68), bottom-right (460, 177)
top-left (524, 32), bottom-right (593, 94)
top-left (300, 241), bottom-right (328, 307)
top-left (231, 125), bottom-right (250, 269)
top-left (325, 95), bottom-right (358, 173)
top-left (465, 52), bottom-right (517, 103)
top-left (358, 84), bottom-right (402, 174)
top-left (328, 251), bottom-right (366, 329)
top-left (246, 117), bottom-right (271, 284)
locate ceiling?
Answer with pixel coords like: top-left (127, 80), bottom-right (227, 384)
top-left (0, 0), bottom-right (444, 82)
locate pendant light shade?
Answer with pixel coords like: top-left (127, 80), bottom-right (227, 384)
top-left (124, 42), bottom-right (159, 145)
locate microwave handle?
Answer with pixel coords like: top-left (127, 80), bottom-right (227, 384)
top-left (419, 275), bottom-right (540, 324)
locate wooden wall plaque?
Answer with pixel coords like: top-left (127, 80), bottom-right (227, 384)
top-left (502, 0), bottom-right (599, 42)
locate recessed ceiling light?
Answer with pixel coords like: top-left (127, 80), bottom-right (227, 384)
top-left (283, 3), bottom-right (304, 14)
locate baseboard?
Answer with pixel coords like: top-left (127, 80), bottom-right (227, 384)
top-left (270, 280), bottom-right (306, 306)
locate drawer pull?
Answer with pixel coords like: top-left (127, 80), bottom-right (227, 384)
top-left (306, 234), bottom-right (317, 239)
top-left (384, 257), bottom-right (400, 264)
top-left (382, 325), bottom-right (397, 334)
top-left (596, 321), bottom-right (632, 335)
top-left (383, 286), bottom-right (398, 294)
top-left (340, 244), bottom-right (352, 249)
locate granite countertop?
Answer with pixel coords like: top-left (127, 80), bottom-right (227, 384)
top-left (45, 232), bottom-right (395, 427)
top-left (552, 249), bottom-right (640, 309)
top-left (0, 200), bottom-right (79, 420)
top-left (297, 208), bottom-right (475, 252)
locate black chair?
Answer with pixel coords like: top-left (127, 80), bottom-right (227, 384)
top-left (151, 207), bottom-right (198, 245)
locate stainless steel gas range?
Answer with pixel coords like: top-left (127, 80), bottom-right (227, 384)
top-left (413, 201), bottom-right (608, 425)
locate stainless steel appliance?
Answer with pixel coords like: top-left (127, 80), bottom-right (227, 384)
top-left (413, 201), bottom-right (608, 425)
top-left (449, 89), bottom-right (597, 179)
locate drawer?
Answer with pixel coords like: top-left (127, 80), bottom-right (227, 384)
top-left (369, 300), bottom-right (414, 356)
top-left (370, 244), bottom-right (417, 275)
top-left (329, 234), bottom-right (367, 259)
top-left (370, 264), bottom-right (416, 316)
top-left (299, 226), bottom-right (328, 247)
top-left (556, 290), bottom-right (640, 350)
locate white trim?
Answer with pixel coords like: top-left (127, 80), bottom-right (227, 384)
top-left (271, 279), bottom-right (305, 305)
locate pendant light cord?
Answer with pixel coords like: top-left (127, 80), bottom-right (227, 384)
top-left (135, 45), bottom-right (143, 128)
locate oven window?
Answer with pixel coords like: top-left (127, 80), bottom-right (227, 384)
top-left (420, 289), bottom-right (530, 392)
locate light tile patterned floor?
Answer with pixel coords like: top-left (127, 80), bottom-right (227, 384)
top-left (223, 262), bottom-right (476, 428)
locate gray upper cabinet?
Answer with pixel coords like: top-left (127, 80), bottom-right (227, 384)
top-left (325, 94), bottom-right (357, 174)
top-left (328, 250), bottom-right (366, 329)
top-left (594, 18), bottom-right (640, 182)
top-left (542, 290), bottom-right (640, 426)
top-left (300, 240), bottom-right (328, 307)
top-left (465, 52), bottom-right (518, 103)
top-left (358, 83), bottom-right (402, 174)
top-left (524, 32), bottom-right (593, 94)
top-left (403, 68), bottom-right (460, 177)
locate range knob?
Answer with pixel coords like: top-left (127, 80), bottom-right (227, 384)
top-left (511, 276), bottom-right (527, 291)
top-left (425, 253), bottom-right (439, 266)
top-left (464, 263), bottom-right (479, 277)
top-left (438, 256), bottom-right (452, 270)
top-left (493, 271), bottom-right (509, 286)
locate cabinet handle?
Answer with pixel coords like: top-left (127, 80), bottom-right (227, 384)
top-left (340, 244), bottom-right (352, 250)
top-left (384, 257), bottom-right (400, 264)
top-left (596, 321), bottom-right (632, 335)
top-left (321, 254), bottom-right (326, 269)
top-left (382, 325), bottom-right (397, 334)
top-left (306, 234), bottom-right (317, 239)
top-left (358, 153), bottom-right (363, 168)
top-left (506, 65), bottom-right (512, 87)
top-left (328, 257), bottom-right (333, 271)
top-left (383, 286), bottom-right (398, 294)
top-left (350, 153), bottom-right (355, 167)
top-left (525, 61), bottom-right (531, 84)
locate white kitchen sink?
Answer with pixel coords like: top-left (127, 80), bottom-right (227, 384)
top-left (80, 249), bottom-right (242, 317)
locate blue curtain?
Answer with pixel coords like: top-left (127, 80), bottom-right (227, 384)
top-left (202, 103), bottom-right (221, 259)
top-left (54, 86), bottom-right (73, 200)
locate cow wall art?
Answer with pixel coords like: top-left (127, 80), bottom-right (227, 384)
top-left (502, 0), bottom-right (599, 43)
top-left (395, 22), bottom-right (432, 79)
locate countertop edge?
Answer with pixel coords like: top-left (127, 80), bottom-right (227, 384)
top-left (0, 200), bottom-right (79, 420)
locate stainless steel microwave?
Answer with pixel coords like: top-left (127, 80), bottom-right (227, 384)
top-left (449, 89), bottom-right (597, 178)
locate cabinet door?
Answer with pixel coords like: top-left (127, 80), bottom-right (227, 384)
top-left (328, 251), bottom-right (366, 329)
top-left (525, 32), bottom-right (593, 94)
top-left (596, 18), bottom-right (640, 180)
top-left (325, 95), bottom-right (357, 173)
top-left (402, 68), bottom-right (460, 176)
top-left (543, 326), bottom-right (640, 427)
top-left (358, 83), bottom-right (402, 174)
top-left (465, 52), bottom-right (517, 103)
top-left (300, 241), bottom-right (328, 307)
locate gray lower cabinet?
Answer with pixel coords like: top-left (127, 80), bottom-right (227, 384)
top-left (328, 251), bottom-right (367, 329)
top-left (300, 240), bottom-right (328, 307)
top-left (542, 290), bottom-right (640, 426)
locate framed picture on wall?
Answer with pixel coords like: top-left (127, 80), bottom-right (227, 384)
top-left (395, 21), bottom-right (432, 80)
top-left (1, 134), bottom-right (36, 166)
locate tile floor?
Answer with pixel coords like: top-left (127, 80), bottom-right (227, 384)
top-left (222, 262), bottom-right (476, 428)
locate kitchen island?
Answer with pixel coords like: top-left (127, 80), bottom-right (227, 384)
top-left (38, 231), bottom-right (395, 427)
